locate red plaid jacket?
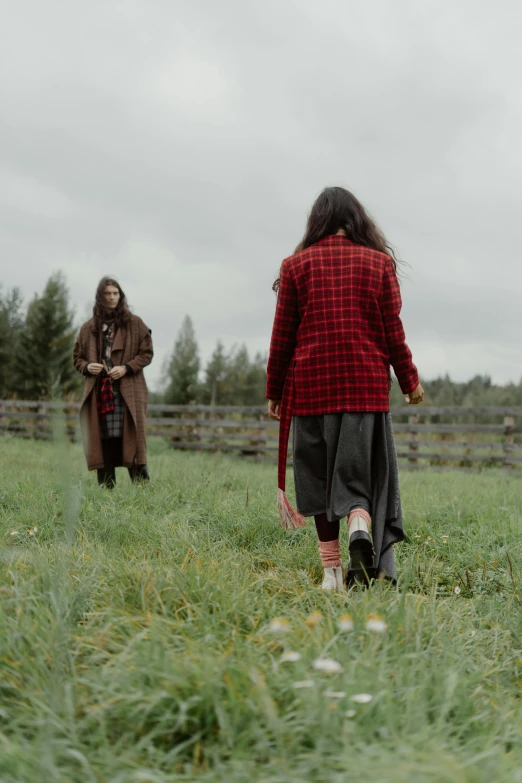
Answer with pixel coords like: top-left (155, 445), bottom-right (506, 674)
top-left (266, 234), bottom-right (419, 492)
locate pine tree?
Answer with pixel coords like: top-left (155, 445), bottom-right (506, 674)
top-left (202, 339), bottom-right (228, 405)
top-left (201, 342), bottom-right (267, 405)
top-left (244, 351), bottom-right (268, 405)
top-left (227, 345), bottom-right (251, 404)
top-left (0, 287), bottom-right (24, 397)
top-left (226, 345), bottom-right (268, 405)
top-left (164, 315), bottom-right (200, 404)
top-left (14, 272), bottom-right (78, 400)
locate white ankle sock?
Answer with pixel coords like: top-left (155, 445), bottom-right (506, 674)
top-left (348, 512), bottom-right (370, 537)
top-left (321, 566), bottom-right (344, 591)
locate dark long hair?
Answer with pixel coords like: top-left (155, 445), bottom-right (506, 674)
top-left (273, 186), bottom-right (401, 292)
top-left (92, 277), bottom-right (131, 332)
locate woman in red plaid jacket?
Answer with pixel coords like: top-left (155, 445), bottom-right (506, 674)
top-left (266, 187), bottom-right (423, 589)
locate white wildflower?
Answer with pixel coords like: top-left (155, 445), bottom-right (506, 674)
top-left (366, 614), bottom-right (387, 633)
top-left (269, 617), bottom-right (290, 633)
top-left (10, 531), bottom-right (18, 536)
top-left (313, 658), bottom-right (343, 674)
top-left (280, 651), bottom-right (301, 663)
top-left (324, 690), bottom-right (346, 699)
top-left (454, 586), bottom-right (461, 595)
top-left (351, 693), bottom-right (373, 704)
top-left (293, 680), bottom-right (314, 689)
top-left (345, 709), bottom-right (357, 718)
top-left (338, 614), bottom-right (354, 632)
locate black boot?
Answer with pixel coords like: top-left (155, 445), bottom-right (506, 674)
top-left (346, 530), bottom-right (376, 587)
top-left (97, 468), bottom-right (116, 489)
top-left (128, 463), bottom-right (150, 483)
top-left (98, 438), bottom-right (122, 488)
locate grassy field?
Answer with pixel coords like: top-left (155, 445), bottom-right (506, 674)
top-left (0, 436), bottom-right (522, 782)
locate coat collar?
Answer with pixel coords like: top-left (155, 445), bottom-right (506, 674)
top-left (315, 233), bottom-right (354, 247)
top-left (112, 327), bottom-right (125, 352)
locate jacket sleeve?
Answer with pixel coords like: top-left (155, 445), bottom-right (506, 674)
top-left (379, 260), bottom-right (419, 395)
top-left (72, 329), bottom-right (89, 375)
top-left (266, 262), bottom-right (300, 400)
top-left (126, 319), bottom-right (154, 374)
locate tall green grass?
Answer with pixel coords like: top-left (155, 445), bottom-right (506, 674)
top-left (0, 436), bottom-right (521, 782)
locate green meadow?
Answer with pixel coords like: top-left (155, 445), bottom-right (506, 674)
top-left (0, 436), bottom-right (521, 782)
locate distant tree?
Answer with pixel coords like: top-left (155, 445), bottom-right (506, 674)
top-left (0, 287), bottom-right (24, 397)
top-left (202, 339), bottom-right (228, 405)
top-left (201, 342), bottom-right (267, 406)
top-left (226, 346), bottom-right (267, 405)
top-left (13, 273), bottom-right (78, 400)
top-left (244, 350), bottom-right (268, 405)
top-left (164, 315), bottom-right (200, 404)
top-left (225, 345), bottom-right (251, 405)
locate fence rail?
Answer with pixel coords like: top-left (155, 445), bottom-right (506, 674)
top-left (1, 400), bottom-right (522, 472)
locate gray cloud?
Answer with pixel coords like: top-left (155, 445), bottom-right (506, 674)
top-left (1, 0), bottom-right (521, 388)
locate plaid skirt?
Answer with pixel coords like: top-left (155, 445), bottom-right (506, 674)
top-left (99, 390), bottom-right (124, 440)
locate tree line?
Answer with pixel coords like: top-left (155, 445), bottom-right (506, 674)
top-left (0, 274), bottom-right (78, 400)
top-left (162, 315), bottom-right (267, 405)
top-left (389, 374), bottom-right (522, 408)
top-left (2, 272), bottom-right (522, 406)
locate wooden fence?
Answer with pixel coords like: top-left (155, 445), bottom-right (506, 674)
top-left (1, 400), bottom-right (522, 472)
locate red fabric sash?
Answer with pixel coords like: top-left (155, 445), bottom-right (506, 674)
top-left (276, 359), bottom-right (306, 529)
top-left (277, 371), bottom-right (293, 491)
top-left (97, 375), bottom-right (114, 415)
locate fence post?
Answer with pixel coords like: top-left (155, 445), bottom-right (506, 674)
top-left (248, 419), bottom-right (267, 460)
top-left (192, 407), bottom-right (202, 448)
top-left (36, 402), bottom-right (47, 440)
top-left (65, 402), bottom-right (76, 442)
top-left (408, 414), bottom-right (419, 467)
top-left (503, 415), bottom-right (514, 469)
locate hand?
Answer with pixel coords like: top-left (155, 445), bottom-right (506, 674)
top-left (87, 363), bottom-right (103, 376)
top-left (108, 365), bottom-right (128, 380)
top-left (405, 383), bottom-right (424, 405)
top-left (268, 400), bottom-right (281, 421)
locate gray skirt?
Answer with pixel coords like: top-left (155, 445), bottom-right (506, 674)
top-left (292, 413), bottom-right (404, 579)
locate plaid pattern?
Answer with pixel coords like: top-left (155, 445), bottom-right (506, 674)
top-left (97, 376), bottom-right (114, 415)
top-left (98, 323), bottom-right (122, 439)
top-left (266, 234), bottom-right (419, 491)
top-left (74, 315), bottom-right (153, 470)
top-left (266, 234), bottom-right (418, 410)
top-left (100, 390), bottom-right (124, 439)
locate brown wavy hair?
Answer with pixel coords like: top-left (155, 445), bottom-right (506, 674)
top-left (92, 277), bottom-right (131, 332)
top-left (273, 186), bottom-right (401, 292)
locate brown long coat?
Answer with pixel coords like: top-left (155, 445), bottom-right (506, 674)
top-left (73, 315), bottom-right (153, 470)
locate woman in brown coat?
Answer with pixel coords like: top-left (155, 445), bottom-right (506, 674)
top-left (73, 277), bottom-right (153, 488)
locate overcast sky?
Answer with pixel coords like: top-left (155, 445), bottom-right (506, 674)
top-left (1, 0), bottom-right (521, 390)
